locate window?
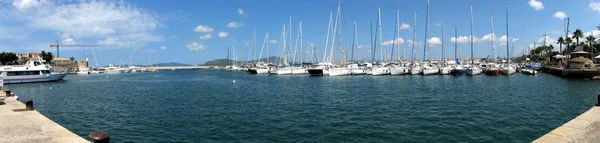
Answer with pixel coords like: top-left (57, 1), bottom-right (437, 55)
top-left (42, 70), bottom-right (51, 74)
top-left (6, 71), bottom-right (41, 76)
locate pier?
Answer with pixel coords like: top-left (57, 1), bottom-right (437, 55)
top-left (0, 92), bottom-right (88, 143)
top-left (534, 99), bottom-right (600, 142)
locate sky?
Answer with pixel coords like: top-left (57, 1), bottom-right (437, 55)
top-left (0, 0), bottom-right (599, 66)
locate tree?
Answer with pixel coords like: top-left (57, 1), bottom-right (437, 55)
top-left (587, 35), bottom-right (596, 55)
top-left (565, 37), bottom-right (573, 53)
top-left (557, 37), bottom-right (564, 54)
top-left (0, 52), bottom-right (18, 65)
top-left (69, 57), bottom-right (75, 62)
top-left (40, 51), bottom-right (53, 62)
top-left (572, 29), bottom-right (584, 45)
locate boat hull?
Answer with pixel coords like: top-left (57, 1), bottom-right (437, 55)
top-left (500, 69), bottom-right (516, 75)
top-left (484, 69), bottom-right (500, 76)
top-left (466, 68), bottom-right (483, 75)
top-left (390, 68), bottom-right (409, 75)
top-left (351, 69), bottom-right (367, 75)
top-left (291, 68), bottom-right (307, 75)
top-left (451, 68), bottom-right (465, 75)
top-left (329, 68), bottom-right (351, 76)
top-left (372, 68), bottom-right (390, 76)
top-left (3, 73), bottom-right (67, 84)
top-left (410, 68), bottom-right (422, 75)
top-left (439, 68), bottom-right (452, 75)
top-left (307, 69), bottom-right (324, 76)
top-left (422, 68), bottom-right (439, 75)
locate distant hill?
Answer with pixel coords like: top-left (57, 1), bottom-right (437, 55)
top-left (202, 56), bottom-right (282, 66)
top-left (156, 62), bottom-right (192, 67)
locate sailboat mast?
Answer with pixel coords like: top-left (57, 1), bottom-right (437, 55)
top-left (455, 23), bottom-right (459, 64)
top-left (423, 0), bottom-right (430, 64)
top-left (470, 4), bottom-right (474, 65)
top-left (378, 7), bottom-right (383, 62)
top-left (491, 11), bottom-right (495, 62)
top-left (253, 30), bottom-right (257, 64)
top-left (506, 2), bottom-right (510, 64)
top-left (442, 20), bottom-right (445, 65)
top-left (352, 20), bottom-right (356, 63)
top-left (412, 12), bottom-right (416, 63)
top-left (397, 8), bottom-right (401, 61)
top-left (390, 8), bottom-right (398, 62)
top-left (324, 12), bottom-right (332, 63)
top-left (330, 3), bottom-right (340, 64)
top-left (300, 22), bottom-right (304, 64)
top-left (370, 22), bottom-right (374, 63)
top-left (339, 5), bottom-right (343, 64)
top-left (283, 25), bottom-right (288, 66)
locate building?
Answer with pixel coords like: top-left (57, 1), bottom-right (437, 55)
top-left (28, 53), bottom-right (40, 60)
top-left (77, 60), bottom-right (89, 70)
top-left (51, 57), bottom-right (77, 73)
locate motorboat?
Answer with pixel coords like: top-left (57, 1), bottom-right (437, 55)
top-left (0, 57), bottom-right (67, 84)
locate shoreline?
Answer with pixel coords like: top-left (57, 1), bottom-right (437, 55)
top-left (534, 105), bottom-right (600, 142)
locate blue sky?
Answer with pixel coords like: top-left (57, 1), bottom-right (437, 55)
top-left (1, 0), bottom-right (599, 66)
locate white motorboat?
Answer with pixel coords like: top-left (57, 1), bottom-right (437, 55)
top-left (104, 64), bottom-right (124, 74)
top-left (0, 57), bottom-right (67, 84)
top-left (271, 67), bottom-right (293, 75)
top-left (500, 65), bottom-right (516, 75)
top-left (521, 68), bottom-right (537, 75)
top-left (76, 68), bottom-right (91, 75)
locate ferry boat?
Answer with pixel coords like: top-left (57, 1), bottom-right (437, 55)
top-left (0, 57), bottom-right (67, 84)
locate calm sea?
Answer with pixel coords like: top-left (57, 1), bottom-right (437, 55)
top-left (5, 70), bottom-right (600, 142)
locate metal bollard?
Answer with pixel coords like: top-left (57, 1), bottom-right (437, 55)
top-left (24, 100), bottom-right (34, 110)
top-left (4, 90), bottom-right (11, 97)
top-left (89, 132), bottom-right (110, 143)
top-left (596, 94), bottom-right (600, 106)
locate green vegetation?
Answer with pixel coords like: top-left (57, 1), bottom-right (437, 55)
top-left (40, 51), bottom-right (53, 62)
top-left (0, 52), bottom-right (18, 65)
top-left (520, 26), bottom-right (600, 63)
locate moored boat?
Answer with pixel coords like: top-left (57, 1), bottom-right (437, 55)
top-left (0, 57), bottom-right (68, 84)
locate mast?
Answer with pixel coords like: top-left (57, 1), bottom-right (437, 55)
top-left (374, 9), bottom-right (379, 63)
top-left (283, 25), bottom-right (288, 66)
top-left (491, 11), bottom-right (496, 62)
top-left (258, 33), bottom-right (268, 63)
top-left (227, 46), bottom-right (230, 65)
top-left (339, 2), bottom-right (343, 64)
top-left (470, 4), bottom-right (474, 65)
top-left (300, 22), bottom-right (303, 65)
top-left (330, 2), bottom-right (340, 64)
top-left (253, 30), bottom-right (256, 64)
top-left (505, 2), bottom-right (510, 64)
top-left (397, 8), bottom-right (401, 61)
top-left (412, 12), bottom-right (416, 63)
top-left (423, 0), bottom-right (430, 64)
top-left (455, 22), bottom-right (459, 64)
top-left (378, 7), bottom-right (383, 62)
top-left (442, 20), bottom-right (445, 65)
top-left (352, 20), bottom-right (356, 63)
top-left (91, 47), bottom-right (99, 69)
top-left (289, 17), bottom-right (292, 65)
top-left (293, 22), bottom-right (300, 67)
top-left (324, 11), bottom-right (332, 63)
top-left (390, 8), bottom-right (398, 62)
top-left (370, 22), bottom-right (374, 63)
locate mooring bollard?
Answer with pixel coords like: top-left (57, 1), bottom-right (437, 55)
top-left (4, 90), bottom-right (11, 97)
top-left (24, 100), bottom-right (34, 110)
top-left (89, 132), bottom-right (110, 143)
top-left (596, 94), bottom-right (600, 106)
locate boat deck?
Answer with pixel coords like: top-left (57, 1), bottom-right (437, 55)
top-left (0, 92), bottom-right (88, 143)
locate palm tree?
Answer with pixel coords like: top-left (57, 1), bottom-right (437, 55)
top-left (565, 37), bottom-right (573, 53)
top-left (587, 35), bottom-right (596, 55)
top-left (557, 36), bottom-right (565, 54)
top-left (572, 29), bottom-right (584, 45)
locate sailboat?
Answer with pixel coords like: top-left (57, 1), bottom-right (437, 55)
top-left (247, 32), bottom-right (270, 74)
top-left (391, 8), bottom-right (410, 75)
top-left (483, 12), bottom-right (501, 76)
top-left (350, 20), bottom-right (367, 75)
top-left (421, 0), bottom-right (438, 76)
top-left (439, 21), bottom-right (452, 75)
top-left (409, 12), bottom-right (422, 75)
top-left (327, 1), bottom-right (351, 76)
top-left (466, 5), bottom-right (483, 76)
top-left (372, 7), bottom-right (391, 76)
top-left (500, 2), bottom-right (516, 75)
top-left (291, 21), bottom-right (307, 75)
top-left (451, 23), bottom-right (466, 75)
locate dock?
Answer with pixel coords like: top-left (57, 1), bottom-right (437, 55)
top-left (0, 92), bottom-right (88, 143)
top-left (534, 106), bottom-right (600, 142)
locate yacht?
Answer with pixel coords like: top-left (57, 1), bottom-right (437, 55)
top-left (466, 65), bottom-right (483, 75)
top-left (422, 65), bottom-right (439, 75)
top-left (0, 57), bottom-right (67, 84)
top-left (104, 64), bottom-right (124, 74)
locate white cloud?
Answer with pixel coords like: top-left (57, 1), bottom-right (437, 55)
top-left (450, 36), bottom-right (477, 44)
top-left (218, 32), bottom-right (228, 38)
top-left (528, 0), bottom-right (544, 11)
top-left (227, 21), bottom-right (244, 28)
top-left (200, 33), bottom-right (213, 40)
top-left (480, 33), bottom-right (497, 42)
top-left (584, 30), bottom-right (600, 39)
top-left (427, 37), bottom-right (442, 46)
top-left (498, 35), bottom-right (508, 46)
top-left (194, 25), bottom-right (213, 33)
top-left (357, 45), bottom-right (371, 49)
top-left (12, 0), bottom-right (47, 11)
top-left (435, 23), bottom-right (441, 27)
top-left (406, 40), bottom-right (423, 46)
top-left (237, 8), bottom-right (248, 16)
top-left (553, 11), bottom-right (567, 19)
top-left (187, 42), bottom-right (206, 51)
top-left (381, 38), bottom-right (405, 46)
top-left (62, 38), bottom-right (76, 45)
top-left (269, 39), bottom-right (278, 44)
top-left (160, 46), bottom-right (167, 50)
top-left (399, 23), bottom-right (410, 30)
top-left (9, 0), bottom-right (163, 49)
top-left (591, 1), bottom-right (600, 14)
top-left (512, 38), bottom-right (519, 42)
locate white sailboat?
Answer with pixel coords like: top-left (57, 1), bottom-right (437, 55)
top-left (390, 8), bottom-right (409, 75)
top-left (350, 21), bottom-right (367, 75)
top-left (421, 0), bottom-right (438, 76)
top-left (466, 5), bottom-right (483, 76)
top-left (439, 20), bottom-right (452, 75)
top-left (328, 1), bottom-right (351, 77)
top-left (291, 22), bottom-right (307, 75)
top-left (409, 12), bottom-right (422, 75)
top-left (372, 7), bottom-right (390, 76)
top-left (500, 2), bottom-right (516, 75)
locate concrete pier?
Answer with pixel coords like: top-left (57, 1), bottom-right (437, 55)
top-left (534, 106), bottom-right (600, 143)
top-left (0, 92), bottom-right (88, 143)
